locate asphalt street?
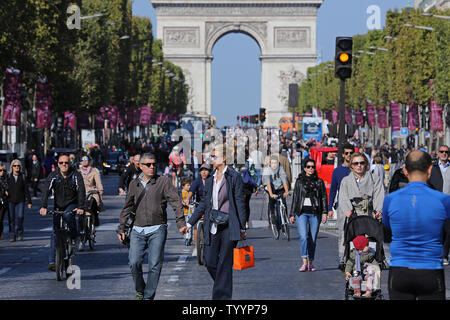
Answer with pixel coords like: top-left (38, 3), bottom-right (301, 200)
top-left (0, 174), bottom-right (449, 300)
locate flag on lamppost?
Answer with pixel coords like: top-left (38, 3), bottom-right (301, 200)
top-left (140, 105), bottom-right (151, 126)
top-left (355, 109), bottom-right (363, 126)
top-left (390, 102), bottom-right (401, 131)
top-left (345, 108), bottom-right (352, 124)
top-left (3, 68), bottom-right (22, 126)
top-left (107, 105), bottom-right (118, 129)
top-left (332, 109), bottom-right (338, 124)
top-left (63, 111), bottom-right (76, 130)
top-left (430, 100), bottom-right (443, 131)
top-left (366, 101), bottom-right (376, 127)
top-left (36, 77), bottom-right (52, 129)
top-left (408, 103), bottom-right (419, 131)
top-left (377, 107), bottom-right (388, 129)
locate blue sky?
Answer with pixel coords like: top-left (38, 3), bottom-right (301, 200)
top-left (132, 0), bottom-right (413, 127)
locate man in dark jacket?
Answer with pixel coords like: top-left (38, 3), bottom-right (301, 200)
top-left (40, 153), bottom-right (85, 270)
top-left (29, 154), bottom-right (42, 197)
top-left (185, 144), bottom-right (247, 300)
top-left (118, 153), bottom-right (141, 195)
top-left (429, 145), bottom-right (449, 192)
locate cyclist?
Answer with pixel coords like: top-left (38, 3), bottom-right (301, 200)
top-left (40, 153), bottom-right (86, 271)
top-left (78, 155), bottom-right (104, 250)
top-left (168, 146), bottom-right (186, 187)
top-left (263, 155), bottom-right (289, 229)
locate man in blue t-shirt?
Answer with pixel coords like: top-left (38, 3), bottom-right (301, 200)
top-left (383, 150), bottom-right (450, 300)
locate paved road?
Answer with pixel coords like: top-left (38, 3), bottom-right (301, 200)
top-left (1, 174), bottom-right (449, 300)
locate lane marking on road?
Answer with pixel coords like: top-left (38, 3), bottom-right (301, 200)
top-left (177, 255), bottom-right (188, 264)
top-left (168, 275), bottom-right (179, 283)
top-left (40, 226), bottom-right (52, 232)
top-left (0, 268), bottom-right (12, 276)
top-left (96, 223), bottom-right (119, 231)
top-left (250, 220), bottom-right (269, 228)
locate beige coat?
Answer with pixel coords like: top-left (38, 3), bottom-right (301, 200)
top-left (79, 167), bottom-right (104, 211)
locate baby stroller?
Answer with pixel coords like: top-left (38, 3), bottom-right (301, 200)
top-left (343, 215), bottom-right (385, 300)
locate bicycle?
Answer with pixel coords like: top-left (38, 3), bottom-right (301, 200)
top-left (79, 190), bottom-right (98, 251)
top-left (267, 192), bottom-right (290, 241)
top-left (196, 215), bottom-right (205, 265)
top-left (48, 210), bottom-right (76, 281)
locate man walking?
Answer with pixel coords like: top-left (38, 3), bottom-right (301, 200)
top-left (429, 145), bottom-right (449, 192)
top-left (117, 153), bottom-right (186, 300)
top-left (118, 153), bottom-right (141, 195)
top-left (383, 150), bottom-right (450, 300)
top-left (29, 154), bottom-right (42, 198)
top-left (327, 143), bottom-right (355, 270)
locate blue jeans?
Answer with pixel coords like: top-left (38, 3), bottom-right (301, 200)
top-left (129, 225), bottom-right (168, 300)
top-left (9, 202), bottom-right (25, 237)
top-left (48, 203), bottom-right (78, 264)
top-left (295, 213), bottom-right (320, 261)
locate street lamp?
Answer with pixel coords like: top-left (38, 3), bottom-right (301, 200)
top-left (404, 23), bottom-right (434, 31)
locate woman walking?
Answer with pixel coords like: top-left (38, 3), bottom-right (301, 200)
top-left (0, 164), bottom-right (9, 240)
top-left (8, 159), bottom-right (32, 241)
top-left (290, 159), bottom-right (328, 272)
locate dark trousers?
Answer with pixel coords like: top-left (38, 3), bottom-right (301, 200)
top-left (388, 267), bottom-right (446, 300)
top-left (443, 220), bottom-right (450, 259)
top-left (31, 179), bottom-right (40, 197)
top-left (0, 203), bottom-right (8, 237)
top-left (204, 225), bottom-right (238, 300)
top-left (244, 193), bottom-right (252, 224)
top-left (9, 202), bottom-right (25, 237)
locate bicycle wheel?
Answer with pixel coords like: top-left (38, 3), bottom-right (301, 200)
top-left (55, 239), bottom-right (64, 281)
top-left (280, 205), bottom-right (290, 241)
top-left (268, 208), bottom-right (280, 240)
top-left (196, 221), bottom-right (205, 266)
top-left (88, 217), bottom-right (95, 250)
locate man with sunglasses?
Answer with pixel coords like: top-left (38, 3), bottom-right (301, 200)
top-left (429, 145), bottom-right (449, 192)
top-left (40, 153), bottom-right (85, 271)
top-left (117, 153), bottom-right (186, 300)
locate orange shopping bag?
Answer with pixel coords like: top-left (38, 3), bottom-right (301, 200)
top-left (233, 241), bottom-right (255, 270)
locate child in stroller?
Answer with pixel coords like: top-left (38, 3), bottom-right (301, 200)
top-left (343, 215), bottom-right (386, 300)
top-left (345, 235), bottom-right (380, 298)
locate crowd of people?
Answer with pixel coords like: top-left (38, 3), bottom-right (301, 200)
top-left (0, 127), bottom-right (449, 301)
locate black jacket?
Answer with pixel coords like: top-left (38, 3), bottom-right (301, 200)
top-left (7, 173), bottom-right (32, 205)
top-left (41, 168), bottom-right (85, 210)
top-left (429, 162), bottom-right (444, 192)
top-left (388, 168), bottom-right (409, 193)
top-left (0, 176), bottom-right (8, 202)
top-left (118, 164), bottom-right (141, 191)
top-left (188, 167), bottom-right (247, 245)
top-left (30, 161), bottom-right (42, 180)
top-left (290, 173), bottom-right (328, 217)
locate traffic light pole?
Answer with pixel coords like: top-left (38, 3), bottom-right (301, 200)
top-left (338, 78), bottom-right (346, 166)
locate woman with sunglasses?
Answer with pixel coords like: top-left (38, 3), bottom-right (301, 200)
top-left (7, 159), bottom-right (32, 241)
top-left (338, 152), bottom-right (384, 247)
top-left (0, 164), bottom-right (9, 240)
top-left (290, 159), bottom-right (328, 272)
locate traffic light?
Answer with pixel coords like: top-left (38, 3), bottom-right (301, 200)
top-left (259, 108), bottom-right (266, 123)
top-left (335, 37), bottom-right (353, 79)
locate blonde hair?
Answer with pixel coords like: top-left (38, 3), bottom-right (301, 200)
top-left (10, 159), bottom-right (22, 174)
top-left (0, 164), bottom-right (6, 172)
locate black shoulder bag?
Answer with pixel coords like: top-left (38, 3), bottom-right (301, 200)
top-left (121, 182), bottom-right (151, 248)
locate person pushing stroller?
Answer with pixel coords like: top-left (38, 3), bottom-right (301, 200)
top-left (345, 235), bottom-right (381, 298)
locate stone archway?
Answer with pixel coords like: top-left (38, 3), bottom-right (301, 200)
top-left (152, 0), bottom-right (323, 127)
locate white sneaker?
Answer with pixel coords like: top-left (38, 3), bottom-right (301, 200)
top-left (443, 259), bottom-right (449, 266)
top-left (192, 248), bottom-right (197, 257)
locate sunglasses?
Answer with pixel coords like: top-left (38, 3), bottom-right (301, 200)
top-left (351, 161), bottom-right (365, 166)
top-left (81, 158), bottom-right (89, 161)
top-left (439, 150), bottom-right (449, 154)
top-left (344, 151), bottom-right (354, 155)
top-left (141, 162), bottom-right (157, 167)
top-left (0, 170), bottom-right (6, 172)
top-left (305, 165), bottom-right (315, 169)
top-left (210, 154), bottom-right (217, 159)
top-left (58, 162), bottom-right (69, 165)
top-left (12, 164), bottom-right (21, 167)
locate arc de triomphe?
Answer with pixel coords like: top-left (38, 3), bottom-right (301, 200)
top-left (151, 0), bottom-right (323, 127)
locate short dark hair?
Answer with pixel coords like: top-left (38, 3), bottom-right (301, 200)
top-left (181, 177), bottom-right (191, 187)
top-left (57, 153), bottom-right (70, 161)
top-left (343, 143), bottom-right (355, 153)
top-left (405, 151), bottom-right (432, 174)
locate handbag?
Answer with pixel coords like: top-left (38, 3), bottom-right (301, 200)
top-left (209, 209), bottom-right (229, 226)
top-left (233, 240), bottom-right (255, 270)
top-left (120, 182), bottom-right (151, 248)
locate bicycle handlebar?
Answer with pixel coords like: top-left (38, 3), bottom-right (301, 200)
top-left (47, 210), bottom-right (76, 215)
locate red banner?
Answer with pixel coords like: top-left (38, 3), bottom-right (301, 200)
top-left (36, 77), bottom-right (52, 129)
top-left (390, 102), bottom-right (401, 131)
top-left (377, 107), bottom-right (388, 129)
top-left (345, 108), bottom-right (352, 124)
top-left (408, 103), bottom-right (419, 131)
top-left (3, 68), bottom-right (22, 126)
top-left (64, 111), bottom-right (76, 130)
top-left (140, 105), bottom-right (151, 126)
top-left (431, 100), bottom-right (443, 131)
top-left (355, 109), bottom-right (363, 125)
top-left (366, 101), bottom-right (376, 127)
top-left (331, 110), bottom-right (338, 124)
top-left (107, 105), bottom-right (118, 129)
